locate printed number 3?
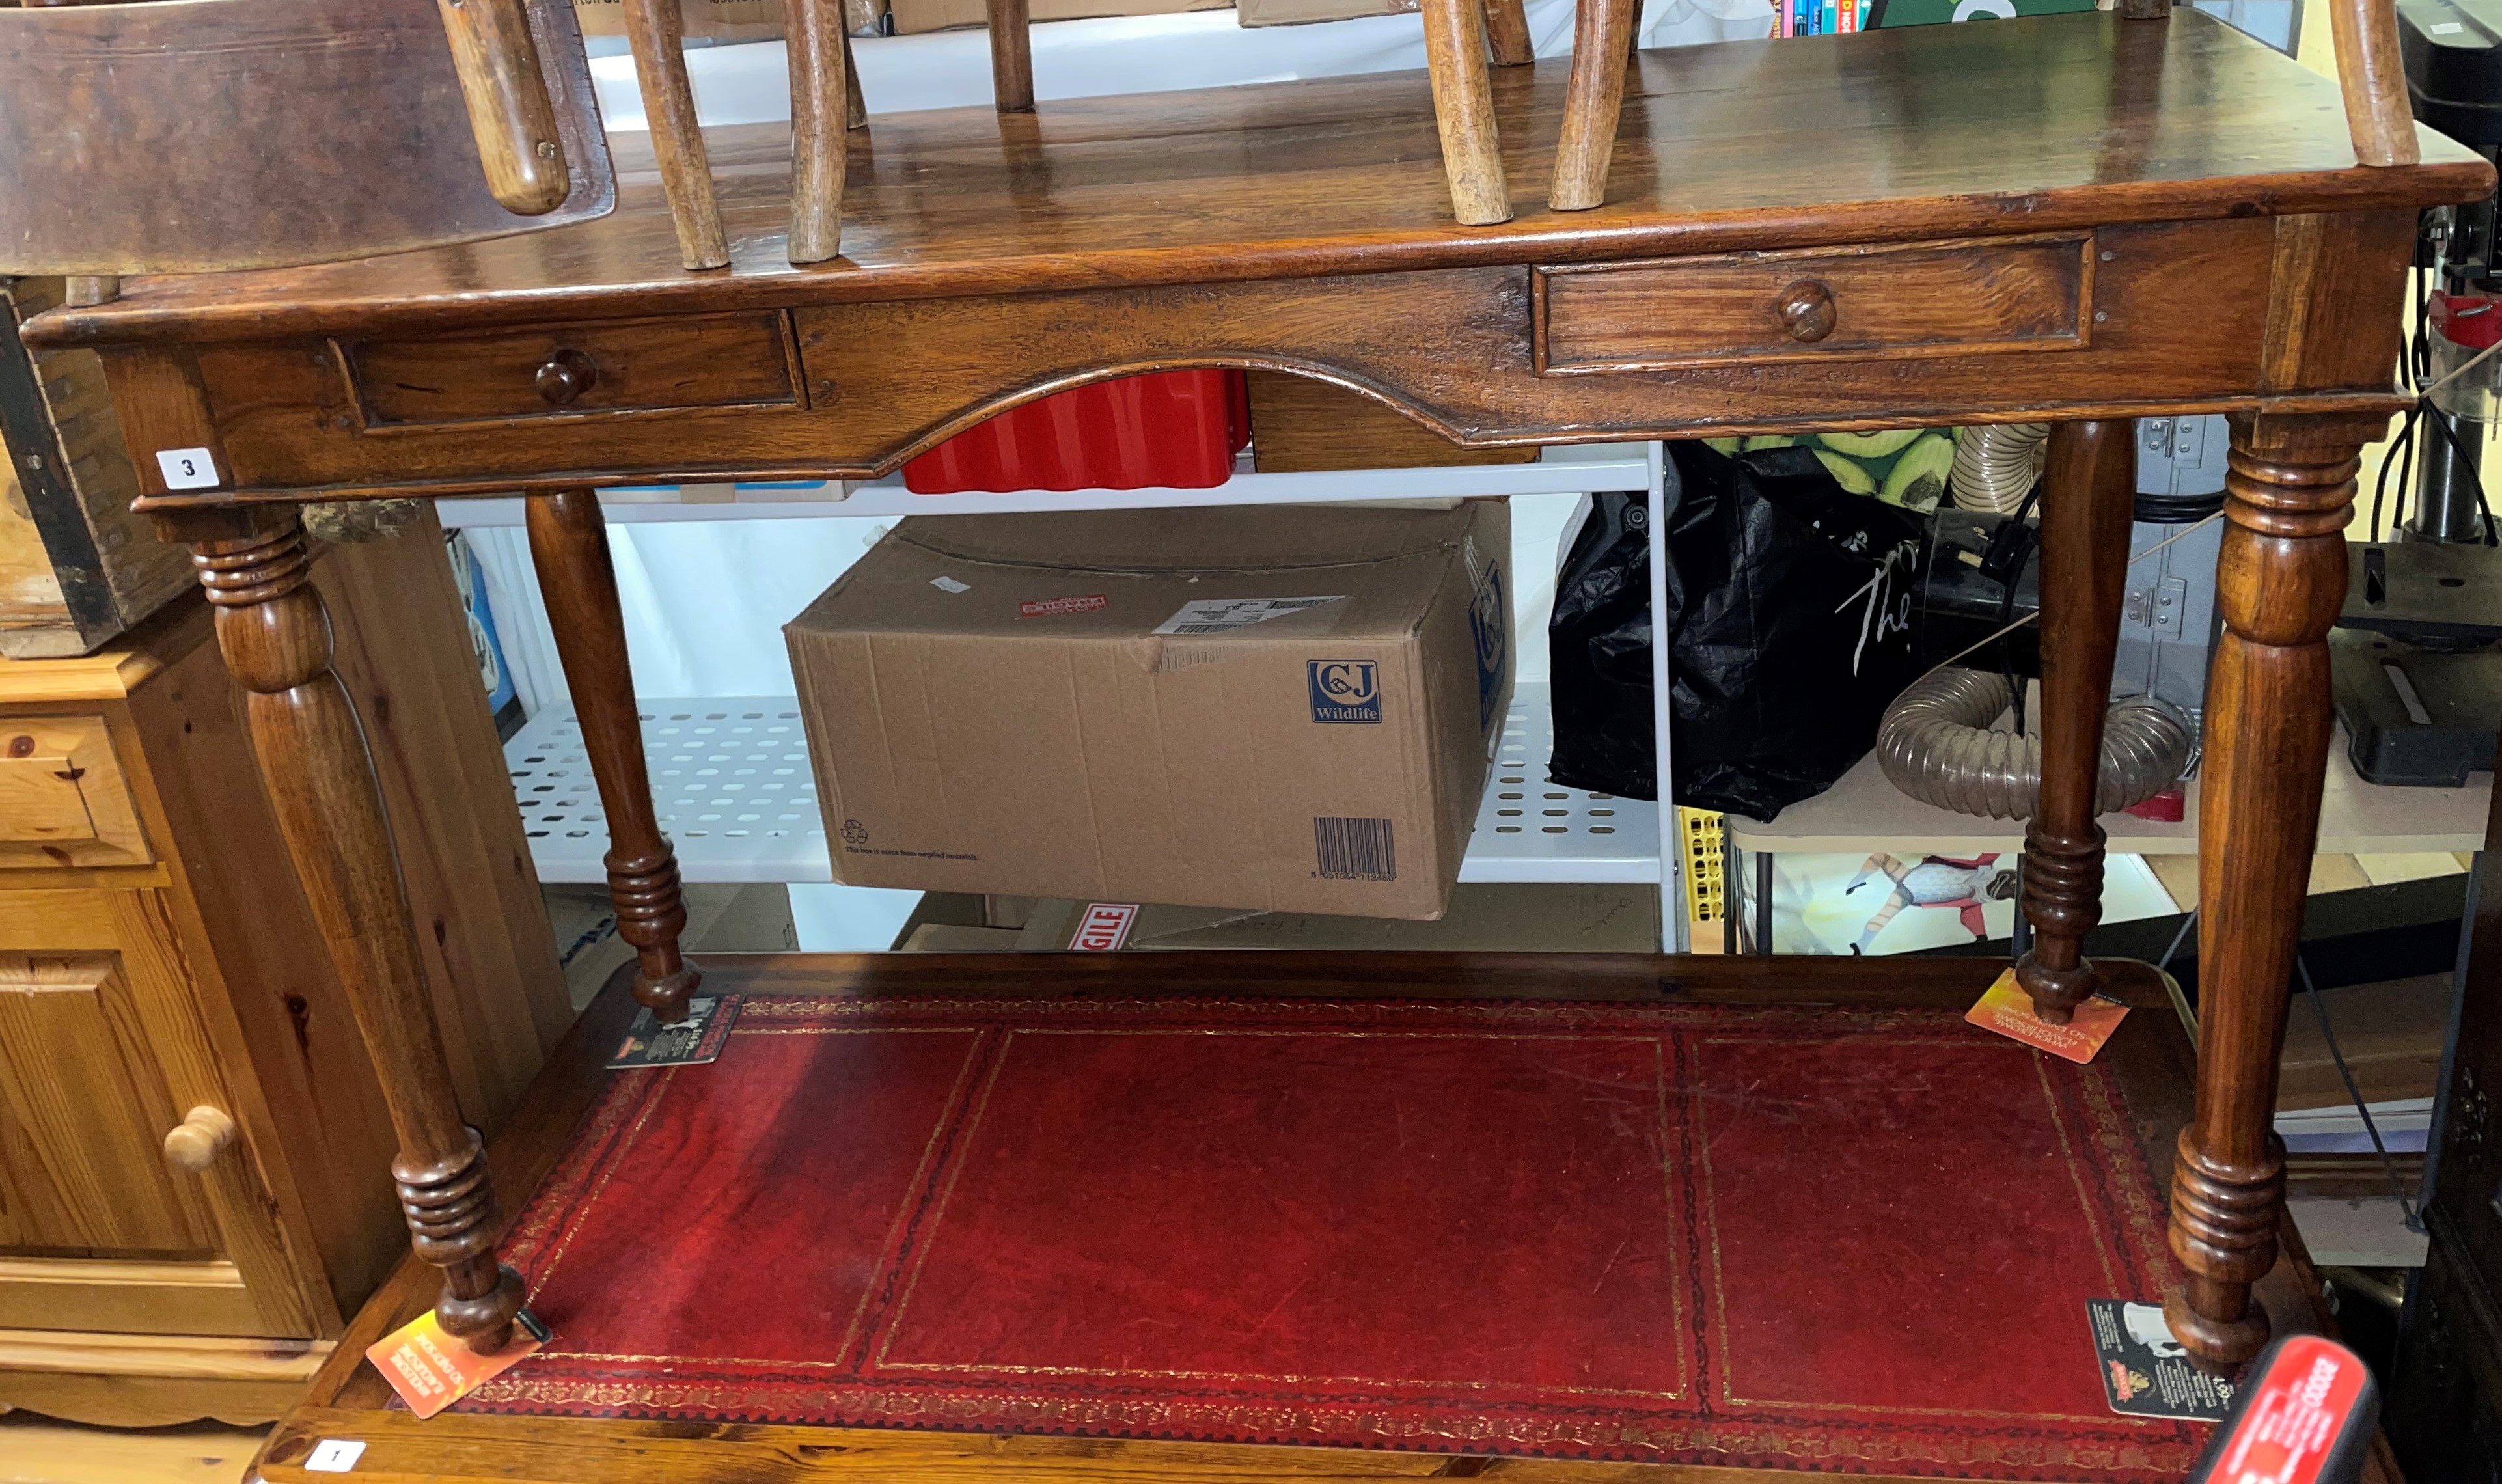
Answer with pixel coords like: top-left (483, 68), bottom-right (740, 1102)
top-left (155, 447), bottom-right (219, 489)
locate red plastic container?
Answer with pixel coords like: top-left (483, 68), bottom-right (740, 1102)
top-left (903, 370), bottom-right (1250, 494)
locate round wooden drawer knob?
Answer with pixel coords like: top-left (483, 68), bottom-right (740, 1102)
top-left (163, 1105), bottom-right (237, 1173)
top-left (534, 348), bottom-right (599, 405)
top-left (1778, 279), bottom-right (1837, 343)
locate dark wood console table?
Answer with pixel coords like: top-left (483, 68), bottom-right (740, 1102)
top-left (18, 5), bottom-right (2489, 1455)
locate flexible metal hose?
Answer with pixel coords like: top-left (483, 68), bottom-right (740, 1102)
top-left (1876, 668), bottom-right (2193, 820)
top-left (1949, 423), bottom-right (2049, 514)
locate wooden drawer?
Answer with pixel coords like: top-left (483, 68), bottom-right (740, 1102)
top-left (342, 310), bottom-right (801, 427)
top-left (0, 715), bottom-right (148, 869)
top-left (1533, 234), bottom-right (2091, 374)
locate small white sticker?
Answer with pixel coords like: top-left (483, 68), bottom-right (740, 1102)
top-left (2433, 20), bottom-right (2466, 32)
top-left (155, 447), bottom-right (221, 490)
top-left (929, 575), bottom-right (970, 594)
top-left (1153, 596), bottom-right (1343, 635)
top-left (306, 1438), bottom-right (366, 1472)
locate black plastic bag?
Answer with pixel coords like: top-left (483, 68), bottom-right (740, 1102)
top-left (1547, 442), bottom-right (1923, 819)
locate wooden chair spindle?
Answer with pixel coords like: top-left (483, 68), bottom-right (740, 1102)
top-left (432, 0), bottom-right (574, 215)
top-left (624, 0), bottom-right (730, 270)
top-left (1483, 0), bottom-right (1534, 65)
top-left (1550, 0), bottom-right (1639, 211)
top-left (790, 0), bottom-right (851, 263)
top-left (2330, 0), bottom-right (2421, 166)
top-left (989, 0), bottom-right (1037, 113)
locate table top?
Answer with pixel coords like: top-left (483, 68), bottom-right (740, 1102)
top-left (32, 9), bottom-right (2490, 350)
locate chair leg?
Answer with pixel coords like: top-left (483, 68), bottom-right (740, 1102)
top-left (1483, 0), bottom-right (1533, 64)
top-left (788, 0), bottom-right (848, 264)
top-left (988, 0), bottom-right (1035, 113)
top-left (1550, 0), bottom-right (1638, 212)
top-left (1422, 0), bottom-right (1511, 225)
top-left (624, 0), bottom-right (728, 270)
top-left (2016, 420), bottom-right (2134, 1023)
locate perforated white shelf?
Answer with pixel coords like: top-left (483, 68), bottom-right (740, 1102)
top-left (506, 683), bottom-right (1660, 887)
top-left (1461, 684), bottom-right (1661, 885)
top-left (508, 702), bottom-right (828, 885)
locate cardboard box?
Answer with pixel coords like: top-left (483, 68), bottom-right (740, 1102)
top-left (891, 0), bottom-right (1228, 33)
top-left (1017, 884), bottom-right (1659, 951)
top-left (785, 501), bottom-right (1512, 919)
top-left (1236, 0), bottom-right (1412, 26)
top-left (2277, 973), bottom-right (2451, 1111)
top-left (573, 0), bottom-right (881, 42)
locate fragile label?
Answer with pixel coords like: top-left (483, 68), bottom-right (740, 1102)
top-left (155, 447), bottom-right (221, 491)
top-left (1966, 969), bottom-right (2128, 1063)
top-left (1021, 594), bottom-right (1108, 617)
top-left (1153, 596), bottom-right (1343, 635)
top-left (2086, 1298), bottom-right (2234, 1421)
top-left (607, 994), bottom-right (743, 1069)
top-left (364, 1306), bottom-right (547, 1419)
top-left (1071, 903), bottom-right (1138, 950)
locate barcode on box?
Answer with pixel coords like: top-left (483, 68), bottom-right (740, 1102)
top-left (1313, 817), bottom-right (1396, 881)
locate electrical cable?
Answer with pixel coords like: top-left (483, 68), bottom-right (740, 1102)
top-left (2295, 953), bottom-right (2423, 1233)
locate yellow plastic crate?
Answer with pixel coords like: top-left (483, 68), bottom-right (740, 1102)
top-left (1677, 807), bottom-right (1725, 925)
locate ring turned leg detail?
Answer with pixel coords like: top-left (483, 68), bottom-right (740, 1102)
top-left (187, 511), bottom-right (523, 1353)
top-left (525, 490), bottom-right (699, 1024)
top-left (2017, 419), bottom-right (2136, 1023)
top-left (2165, 412), bottom-right (2374, 1367)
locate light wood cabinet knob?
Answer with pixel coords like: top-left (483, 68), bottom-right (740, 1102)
top-left (163, 1105), bottom-right (237, 1172)
top-left (1777, 279), bottom-right (1837, 342)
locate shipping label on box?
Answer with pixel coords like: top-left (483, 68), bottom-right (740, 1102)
top-left (1236, 0), bottom-right (1415, 25)
top-left (573, 0), bottom-right (799, 40)
top-left (891, 0), bottom-right (1228, 33)
top-left (785, 502), bottom-right (1511, 920)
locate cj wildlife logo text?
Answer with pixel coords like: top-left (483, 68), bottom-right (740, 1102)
top-left (1308, 661), bottom-right (1382, 724)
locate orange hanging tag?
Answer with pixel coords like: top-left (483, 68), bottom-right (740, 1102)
top-left (364, 1306), bottom-right (547, 1419)
top-left (1966, 968), bottom-right (2129, 1064)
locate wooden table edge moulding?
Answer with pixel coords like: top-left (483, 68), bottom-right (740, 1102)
top-left (11, 0), bottom-right (2488, 1438)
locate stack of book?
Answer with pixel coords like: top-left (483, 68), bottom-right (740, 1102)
top-left (1778, 0), bottom-right (1863, 34)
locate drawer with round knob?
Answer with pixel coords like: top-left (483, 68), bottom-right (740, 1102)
top-left (341, 310), bottom-right (801, 426)
top-left (1532, 234), bottom-right (2092, 375)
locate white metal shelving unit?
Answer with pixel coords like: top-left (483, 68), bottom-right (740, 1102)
top-left (483, 441), bottom-right (1687, 942)
top-left (504, 683), bottom-right (1660, 889)
top-left (440, 444), bottom-right (1658, 528)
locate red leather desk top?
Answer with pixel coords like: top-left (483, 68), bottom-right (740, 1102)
top-left (471, 995), bottom-right (2197, 1480)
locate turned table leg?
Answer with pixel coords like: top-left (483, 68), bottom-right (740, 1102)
top-left (2166, 413), bottom-right (2372, 1366)
top-left (526, 491), bottom-right (699, 1023)
top-left (2017, 420), bottom-right (2134, 1023)
top-left (186, 510), bottom-right (523, 1352)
